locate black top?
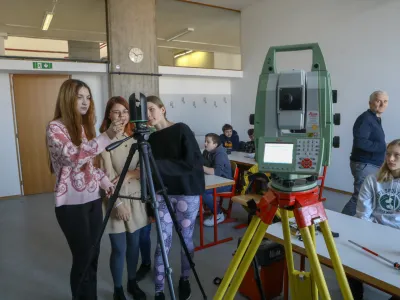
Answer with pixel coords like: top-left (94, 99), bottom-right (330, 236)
top-left (148, 122), bottom-right (205, 195)
top-left (350, 109), bottom-right (386, 167)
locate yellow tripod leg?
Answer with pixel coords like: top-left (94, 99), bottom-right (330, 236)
top-left (224, 220), bottom-right (269, 299)
top-left (319, 220), bottom-right (353, 300)
top-left (299, 227), bottom-right (331, 300)
top-left (214, 216), bottom-right (261, 300)
top-left (310, 225), bottom-right (318, 300)
top-left (280, 209), bottom-right (297, 299)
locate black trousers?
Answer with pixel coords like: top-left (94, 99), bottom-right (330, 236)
top-left (55, 199), bottom-right (103, 300)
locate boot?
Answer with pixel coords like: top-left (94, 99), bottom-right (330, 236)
top-left (127, 279), bottom-right (146, 300)
top-left (113, 286), bottom-right (127, 300)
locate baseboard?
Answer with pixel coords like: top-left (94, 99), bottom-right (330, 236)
top-left (323, 186), bottom-right (352, 195)
top-left (0, 194), bottom-right (21, 200)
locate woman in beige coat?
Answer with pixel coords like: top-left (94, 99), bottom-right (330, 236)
top-left (99, 96), bottom-right (149, 300)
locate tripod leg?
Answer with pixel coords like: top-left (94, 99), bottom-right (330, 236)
top-left (214, 216), bottom-right (261, 299)
top-left (310, 224), bottom-right (319, 300)
top-left (146, 145), bottom-right (207, 299)
top-left (319, 220), bottom-right (353, 300)
top-left (140, 145), bottom-right (176, 300)
top-left (252, 249), bottom-right (267, 300)
top-left (280, 209), bottom-right (297, 300)
top-left (299, 226), bottom-right (330, 300)
top-left (225, 221), bottom-right (269, 298)
top-left (74, 142), bottom-right (138, 300)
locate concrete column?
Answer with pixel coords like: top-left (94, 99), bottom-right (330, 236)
top-left (0, 33), bottom-right (8, 56)
top-left (68, 41), bottom-right (100, 60)
top-left (106, 0), bottom-right (159, 98)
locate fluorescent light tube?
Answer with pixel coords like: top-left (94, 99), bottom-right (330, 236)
top-left (42, 12), bottom-right (54, 31)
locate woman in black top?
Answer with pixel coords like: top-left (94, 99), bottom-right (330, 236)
top-left (146, 96), bottom-right (205, 300)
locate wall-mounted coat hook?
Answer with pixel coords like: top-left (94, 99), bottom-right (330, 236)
top-left (170, 101), bottom-right (174, 108)
top-left (223, 97), bottom-right (227, 103)
top-left (203, 97), bottom-right (207, 103)
top-left (181, 97), bottom-right (185, 104)
top-left (214, 101), bottom-right (218, 108)
top-left (193, 101), bottom-right (196, 108)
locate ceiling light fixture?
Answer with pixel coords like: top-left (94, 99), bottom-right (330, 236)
top-left (41, 12), bottom-right (54, 31)
top-left (41, 0), bottom-right (58, 31)
top-left (174, 50), bottom-right (193, 58)
top-left (167, 28), bottom-right (194, 42)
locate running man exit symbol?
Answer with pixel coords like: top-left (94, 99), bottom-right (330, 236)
top-left (33, 62), bottom-right (53, 69)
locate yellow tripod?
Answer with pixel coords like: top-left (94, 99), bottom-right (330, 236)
top-left (214, 185), bottom-right (353, 300)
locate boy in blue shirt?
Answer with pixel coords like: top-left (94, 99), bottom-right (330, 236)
top-left (202, 133), bottom-right (233, 226)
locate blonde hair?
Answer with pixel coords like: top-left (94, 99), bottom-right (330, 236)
top-left (377, 139), bottom-right (400, 182)
top-left (147, 95), bottom-right (167, 118)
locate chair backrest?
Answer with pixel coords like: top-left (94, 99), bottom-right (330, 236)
top-left (230, 161), bottom-right (239, 193)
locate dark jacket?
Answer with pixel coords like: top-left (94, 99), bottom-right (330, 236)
top-left (202, 145), bottom-right (233, 179)
top-left (350, 109), bottom-right (386, 167)
top-left (148, 122), bottom-right (205, 195)
top-left (219, 130), bottom-right (240, 151)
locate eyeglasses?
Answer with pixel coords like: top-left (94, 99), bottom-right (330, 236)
top-left (111, 110), bottom-right (129, 116)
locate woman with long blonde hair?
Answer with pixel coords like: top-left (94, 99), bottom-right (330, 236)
top-left (146, 95), bottom-right (205, 300)
top-left (352, 139), bottom-right (400, 300)
top-left (46, 79), bottom-right (123, 299)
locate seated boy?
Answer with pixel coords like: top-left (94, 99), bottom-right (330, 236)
top-left (219, 124), bottom-right (240, 153)
top-left (202, 133), bottom-right (233, 226)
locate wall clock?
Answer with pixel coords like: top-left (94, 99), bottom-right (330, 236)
top-left (129, 47), bottom-right (144, 63)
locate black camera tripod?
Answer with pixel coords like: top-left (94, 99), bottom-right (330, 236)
top-left (74, 124), bottom-right (207, 300)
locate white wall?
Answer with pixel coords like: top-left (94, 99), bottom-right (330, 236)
top-left (235, 0), bottom-right (400, 193)
top-left (0, 74), bottom-right (21, 197)
top-left (0, 60), bottom-right (109, 197)
top-left (160, 76), bottom-right (232, 147)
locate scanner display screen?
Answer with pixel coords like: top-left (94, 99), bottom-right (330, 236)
top-left (263, 143), bottom-right (293, 164)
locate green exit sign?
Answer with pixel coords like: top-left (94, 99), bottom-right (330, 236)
top-left (33, 62), bottom-right (53, 70)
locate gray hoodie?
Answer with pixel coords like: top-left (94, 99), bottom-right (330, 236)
top-left (202, 145), bottom-right (233, 179)
top-left (356, 173), bottom-right (400, 229)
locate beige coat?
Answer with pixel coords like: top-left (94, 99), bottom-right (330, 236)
top-left (100, 133), bottom-right (149, 234)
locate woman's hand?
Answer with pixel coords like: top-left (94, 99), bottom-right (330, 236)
top-left (106, 185), bottom-right (115, 198)
top-left (115, 203), bottom-right (130, 221)
top-left (106, 119), bottom-right (124, 140)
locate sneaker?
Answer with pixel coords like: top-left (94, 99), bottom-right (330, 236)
top-left (127, 279), bottom-right (146, 300)
top-left (178, 278), bottom-right (191, 300)
top-left (113, 286), bottom-right (127, 300)
top-left (155, 292), bottom-right (165, 300)
top-left (136, 263), bottom-right (151, 281)
top-left (203, 212), bottom-right (225, 226)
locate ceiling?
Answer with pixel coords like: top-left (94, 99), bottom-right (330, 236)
top-left (0, 0), bottom-right (254, 54)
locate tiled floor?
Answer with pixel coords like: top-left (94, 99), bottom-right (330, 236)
top-left (0, 189), bottom-right (393, 299)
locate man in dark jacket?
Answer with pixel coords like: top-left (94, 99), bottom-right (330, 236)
top-left (342, 91), bottom-right (388, 217)
top-left (202, 133), bottom-right (233, 226)
top-left (342, 91), bottom-right (389, 300)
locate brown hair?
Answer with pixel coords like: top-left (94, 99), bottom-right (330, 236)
top-left (99, 96), bottom-right (133, 136)
top-left (147, 95), bottom-right (167, 118)
top-left (377, 139), bottom-right (400, 182)
top-left (222, 124), bottom-right (233, 132)
top-left (52, 79), bottom-right (96, 145)
top-left (49, 79), bottom-right (97, 172)
top-left (205, 133), bottom-right (220, 146)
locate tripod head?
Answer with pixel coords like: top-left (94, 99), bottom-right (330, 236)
top-left (106, 92), bottom-right (150, 152)
top-left (250, 43), bottom-right (340, 192)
